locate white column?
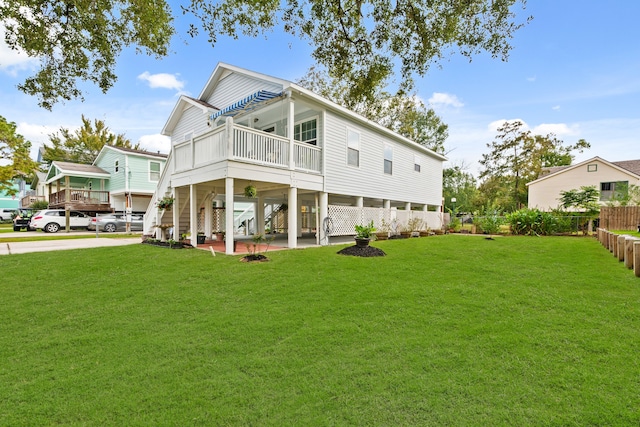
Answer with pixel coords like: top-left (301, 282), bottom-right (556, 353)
top-left (173, 190), bottom-right (180, 239)
top-left (256, 195), bottom-right (265, 235)
top-left (225, 177), bottom-right (235, 254)
top-left (297, 197), bottom-right (303, 237)
top-left (405, 202), bottom-right (411, 211)
top-left (204, 193), bottom-right (213, 239)
top-left (226, 117), bottom-right (234, 159)
top-left (383, 199), bottom-right (391, 210)
top-left (190, 184), bottom-right (198, 246)
top-left (288, 186), bottom-right (298, 249)
top-left (288, 97), bottom-right (295, 170)
top-left (356, 196), bottom-right (364, 208)
top-left (319, 192), bottom-right (329, 246)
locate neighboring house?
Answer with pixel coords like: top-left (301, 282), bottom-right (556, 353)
top-left (0, 184), bottom-right (20, 209)
top-left (527, 156), bottom-right (640, 210)
top-left (146, 62), bottom-right (446, 253)
top-left (34, 146), bottom-right (167, 213)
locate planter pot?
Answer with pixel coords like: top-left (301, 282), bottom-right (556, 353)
top-left (375, 232), bottom-right (389, 241)
top-left (400, 232), bottom-right (412, 239)
top-left (419, 230), bottom-right (429, 237)
top-left (197, 235), bottom-right (206, 244)
top-left (355, 238), bottom-right (371, 247)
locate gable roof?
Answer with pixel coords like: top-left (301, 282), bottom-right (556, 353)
top-left (527, 156), bottom-right (640, 187)
top-left (93, 145), bottom-right (168, 167)
top-left (45, 161), bottom-right (110, 184)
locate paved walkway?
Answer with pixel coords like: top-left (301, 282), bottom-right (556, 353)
top-left (0, 236), bottom-right (142, 255)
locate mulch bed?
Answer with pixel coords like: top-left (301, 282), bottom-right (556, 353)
top-left (337, 245), bottom-right (387, 257)
top-left (240, 254), bottom-right (270, 262)
top-left (142, 238), bottom-right (192, 249)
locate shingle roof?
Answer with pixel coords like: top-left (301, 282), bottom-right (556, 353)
top-left (612, 159), bottom-right (640, 176)
top-left (53, 161), bottom-right (110, 175)
top-left (107, 145), bottom-right (168, 158)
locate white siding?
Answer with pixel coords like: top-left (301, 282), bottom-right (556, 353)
top-left (206, 73), bottom-right (283, 111)
top-left (324, 111), bottom-right (443, 206)
top-left (172, 105), bottom-right (208, 147)
top-left (528, 159), bottom-right (640, 210)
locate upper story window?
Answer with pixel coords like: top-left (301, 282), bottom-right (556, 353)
top-left (587, 164), bottom-right (597, 172)
top-left (414, 155), bottom-right (421, 172)
top-left (384, 144), bottom-right (393, 175)
top-left (114, 160), bottom-right (119, 173)
top-left (149, 161), bottom-right (161, 182)
top-left (294, 118), bottom-right (317, 145)
top-left (347, 129), bottom-right (360, 167)
top-left (600, 181), bottom-right (628, 201)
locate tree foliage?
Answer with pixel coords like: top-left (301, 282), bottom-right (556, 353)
top-left (0, 116), bottom-right (39, 195)
top-left (558, 186), bottom-right (600, 214)
top-left (1, 0), bottom-right (174, 109)
top-left (42, 115), bottom-right (139, 165)
top-left (298, 67), bottom-right (449, 154)
top-left (443, 164), bottom-right (478, 213)
top-left (187, 0), bottom-right (529, 107)
top-left (2, 0), bottom-right (529, 109)
top-left (478, 120), bottom-right (590, 211)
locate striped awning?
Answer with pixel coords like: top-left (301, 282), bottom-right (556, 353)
top-left (209, 90), bottom-right (284, 120)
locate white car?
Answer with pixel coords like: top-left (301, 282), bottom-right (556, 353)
top-left (30, 209), bottom-right (91, 233)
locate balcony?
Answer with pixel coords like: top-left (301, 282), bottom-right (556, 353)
top-left (173, 122), bottom-right (322, 174)
top-left (48, 189), bottom-right (111, 211)
top-left (20, 195), bottom-right (46, 208)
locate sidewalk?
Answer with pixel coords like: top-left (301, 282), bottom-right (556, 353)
top-left (0, 235), bottom-right (141, 255)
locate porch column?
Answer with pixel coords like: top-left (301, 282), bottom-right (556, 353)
top-left (288, 186), bottom-right (298, 249)
top-left (225, 178), bottom-right (235, 254)
top-left (319, 192), bottom-right (329, 246)
top-left (288, 96), bottom-right (295, 170)
top-left (256, 195), bottom-right (265, 235)
top-left (356, 196), bottom-right (364, 208)
top-left (204, 193), bottom-right (213, 239)
top-left (405, 202), bottom-right (411, 211)
top-left (297, 197), bottom-right (303, 237)
top-left (383, 199), bottom-right (391, 210)
top-left (226, 117), bottom-right (234, 158)
top-left (173, 189), bottom-right (180, 239)
top-left (64, 176), bottom-right (70, 233)
top-left (190, 184), bottom-right (198, 246)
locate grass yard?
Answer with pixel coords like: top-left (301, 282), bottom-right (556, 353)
top-left (1, 235), bottom-right (639, 425)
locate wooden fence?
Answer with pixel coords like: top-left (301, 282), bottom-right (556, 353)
top-left (596, 229), bottom-right (640, 278)
top-left (599, 206), bottom-right (640, 230)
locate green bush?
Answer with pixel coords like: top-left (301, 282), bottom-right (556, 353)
top-left (474, 210), bottom-right (504, 235)
top-left (506, 208), bottom-right (561, 236)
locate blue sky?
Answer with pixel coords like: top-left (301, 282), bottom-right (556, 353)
top-left (1, 0), bottom-right (638, 176)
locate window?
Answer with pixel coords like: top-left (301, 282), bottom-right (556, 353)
top-left (414, 155), bottom-right (421, 172)
top-left (384, 144), bottom-right (393, 175)
top-left (149, 161), bottom-right (161, 181)
top-left (587, 164), bottom-right (597, 172)
top-left (114, 160), bottom-right (119, 173)
top-left (347, 130), bottom-right (360, 167)
top-left (600, 181), bottom-right (628, 201)
top-left (294, 118), bottom-right (317, 145)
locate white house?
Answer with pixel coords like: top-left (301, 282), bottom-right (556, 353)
top-left (145, 63), bottom-right (446, 253)
top-left (527, 156), bottom-right (640, 210)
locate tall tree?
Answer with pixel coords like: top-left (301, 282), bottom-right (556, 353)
top-left (1, 0), bottom-right (174, 109)
top-left (442, 164), bottom-right (478, 213)
top-left (0, 116), bottom-right (39, 195)
top-left (298, 67), bottom-right (449, 154)
top-left (42, 115), bottom-right (140, 165)
top-left (3, 0), bottom-right (529, 109)
top-left (478, 120), bottom-right (590, 211)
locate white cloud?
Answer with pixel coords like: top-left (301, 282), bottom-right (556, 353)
top-left (487, 118), bottom-right (528, 133)
top-left (552, 105), bottom-right (561, 110)
top-left (137, 134), bottom-right (170, 154)
top-left (137, 71), bottom-right (185, 91)
top-left (16, 122), bottom-right (61, 159)
top-left (532, 123), bottom-right (579, 136)
top-left (428, 92), bottom-right (464, 108)
top-left (527, 76), bottom-right (536, 82)
top-left (0, 27), bottom-right (39, 75)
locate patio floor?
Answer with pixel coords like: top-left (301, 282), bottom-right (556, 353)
top-left (195, 233), bottom-right (354, 254)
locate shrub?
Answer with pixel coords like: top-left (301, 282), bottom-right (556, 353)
top-left (506, 208), bottom-right (560, 236)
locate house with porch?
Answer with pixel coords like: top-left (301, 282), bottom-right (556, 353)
top-left (527, 156), bottom-right (640, 210)
top-left (33, 145), bottom-right (167, 214)
top-left (145, 63), bottom-right (446, 253)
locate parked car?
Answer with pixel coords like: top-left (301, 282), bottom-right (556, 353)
top-left (30, 210), bottom-right (91, 233)
top-left (0, 208), bottom-right (17, 221)
top-left (12, 208), bottom-right (36, 231)
top-left (88, 213), bottom-right (144, 232)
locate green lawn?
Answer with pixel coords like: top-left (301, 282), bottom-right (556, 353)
top-left (1, 236), bottom-right (639, 425)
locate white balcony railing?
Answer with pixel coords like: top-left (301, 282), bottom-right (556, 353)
top-left (174, 120), bottom-right (321, 174)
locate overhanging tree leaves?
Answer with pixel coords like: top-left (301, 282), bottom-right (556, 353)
top-left (187, 0), bottom-right (529, 105)
top-left (1, 0), bottom-right (174, 109)
top-left (42, 115), bottom-right (140, 165)
top-left (4, 0), bottom-right (528, 109)
top-left (479, 120), bottom-right (590, 211)
top-left (0, 116), bottom-right (39, 195)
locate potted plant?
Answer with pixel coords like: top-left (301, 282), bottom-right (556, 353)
top-left (244, 185), bottom-right (257, 198)
top-left (407, 217), bottom-right (424, 237)
top-left (156, 196), bottom-right (174, 210)
top-left (375, 219), bottom-right (390, 241)
top-left (354, 221), bottom-right (376, 247)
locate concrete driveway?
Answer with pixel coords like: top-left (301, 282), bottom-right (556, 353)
top-left (0, 231), bottom-right (141, 255)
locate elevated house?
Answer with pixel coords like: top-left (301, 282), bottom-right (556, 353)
top-left (527, 156), bottom-right (640, 210)
top-left (32, 146), bottom-right (167, 214)
top-left (145, 63), bottom-right (446, 253)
